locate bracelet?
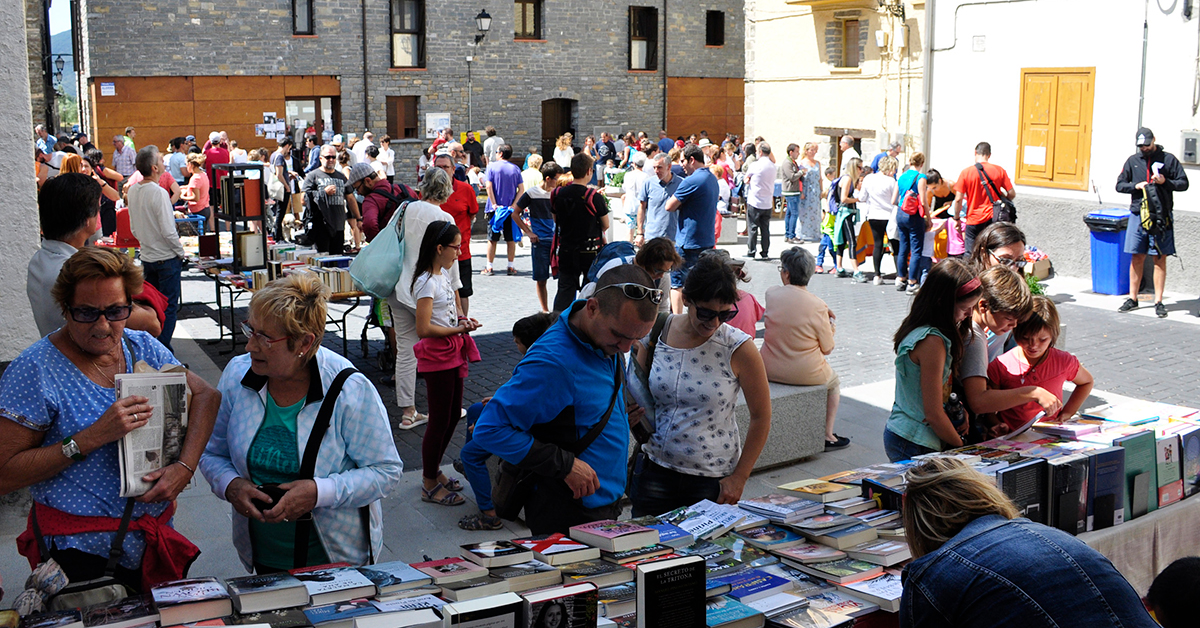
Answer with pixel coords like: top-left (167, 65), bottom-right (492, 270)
top-left (175, 459), bottom-right (196, 474)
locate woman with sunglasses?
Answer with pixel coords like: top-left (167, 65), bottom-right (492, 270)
top-left (0, 247), bottom-right (220, 591)
top-left (199, 272), bottom-right (402, 573)
top-left (627, 255), bottom-right (772, 517)
top-left (966, 221), bottom-right (1026, 273)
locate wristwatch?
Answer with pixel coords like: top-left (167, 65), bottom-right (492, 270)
top-left (61, 436), bottom-right (85, 462)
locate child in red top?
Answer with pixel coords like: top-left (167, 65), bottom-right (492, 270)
top-left (986, 296), bottom-right (1094, 436)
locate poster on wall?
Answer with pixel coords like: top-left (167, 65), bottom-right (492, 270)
top-left (100, 82), bottom-right (116, 97)
top-left (426, 113), bottom-right (451, 139)
top-left (255, 124), bottom-right (265, 137)
top-left (263, 112), bottom-right (277, 126)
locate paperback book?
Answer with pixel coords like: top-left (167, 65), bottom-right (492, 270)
top-left (151, 578), bottom-right (232, 626)
top-left (290, 567), bottom-right (376, 606)
top-left (510, 533), bottom-right (601, 565)
top-left (114, 371), bottom-right (189, 497)
top-left (301, 601), bottom-right (377, 628)
top-left (558, 559), bottom-right (634, 588)
top-left (792, 559), bottom-right (882, 585)
top-left (486, 559), bottom-right (562, 593)
top-left (835, 569), bottom-right (903, 613)
top-left (635, 556), bottom-right (706, 628)
top-left (355, 561), bottom-right (432, 596)
top-left (705, 596), bottom-right (765, 628)
top-left (772, 544), bottom-right (847, 566)
top-left (568, 520), bottom-right (659, 553)
top-left (731, 525), bottom-right (805, 551)
top-left (521, 582), bottom-right (599, 628)
top-left (408, 557), bottom-right (488, 585)
top-left (81, 596), bottom-right (160, 628)
top-left (459, 540), bottom-right (534, 568)
top-left (224, 573), bottom-right (310, 614)
top-left (777, 480), bottom-right (858, 503)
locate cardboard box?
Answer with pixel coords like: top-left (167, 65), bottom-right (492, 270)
top-left (1025, 258), bottom-right (1051, 280)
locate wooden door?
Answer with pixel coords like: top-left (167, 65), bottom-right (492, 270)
top-left (1016, 68), bottom-right (1094, 190)
top-left (541, 99), bottom-right (573, 158)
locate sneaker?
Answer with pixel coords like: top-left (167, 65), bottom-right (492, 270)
top-left (1117, 298), bottom-right (1139, 313)
top-left (507, 267), bottom-right (517, 276)
top-left (481, 267), bottom-right (494, 276)
top-left (852, 271), bottom-right (867, 284)
top-left (1156, 302), bottom-right (1168, 318)
top-left (814, 267), bottom-right (826, 274)
top-left (895, 276), bottom-right (905, 286)
top-left (906, 284), bottom-right (919, 296)
top-left (744, 252), bottom-right (757, 259)
top-left (825, 434), bottom-right (851, 451)
top-left (896, 280), bottom-right (907, 292)
top-left (872, 275), bottom-right (883, 286)
top-left (760, 253), bottom-right (770, 260)
top-left (836, 269), bottom-right (851, 278)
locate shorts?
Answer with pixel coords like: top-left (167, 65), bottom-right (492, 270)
top-left (373, 297), bottom-right (393, 328)
top-left (457, 258), bottom-right (474, 298)
top-left (531, 240), bottom-right (553, 282)
top-left (1124, 213), bottom-right (1175, 256)
top-left (670, 247), bottom-right (708, 289)
top-left (487, 213), bottom-right (515, 242)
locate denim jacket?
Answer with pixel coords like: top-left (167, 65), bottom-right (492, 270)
top-left (901, 515), bottom-right (1157, 628)
top-left (199, 348), bottom-right (403, 571)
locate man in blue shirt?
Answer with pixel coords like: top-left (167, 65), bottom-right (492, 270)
top-left (483, 144), bottom-right (526, 276)
top-left (664, 144), bottom-right (719, 312)
top-left (636, 154), bottom-right (681, 246)
top-left (871, 141), bottom-right (902, 177)
top-left (473, 266), bottom-right (659, 534)
top-left (657, 130), bottom-right (675, 155)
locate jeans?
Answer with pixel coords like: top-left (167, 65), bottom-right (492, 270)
top-left (460, 403), bottom-right (494, 510)
top-left (746, 204), bottom-right (772, 257)
top-left (142, 257), bottom-right (181, 352)
top-left (552, 248), bottom-right (597, 313)
top-left (670, 247), bottom-right (707, 289)
top-left (816, 234), bottom-right (835, 268)
top-left (897, 210), bottom-right (925, 281)
top-left (963, 220), bottom-right (992, 259)
top-left (783, 194), bottom-right (800, 239)
top-left (917, 256), bottom-right (933, 285)
top-left (628, 454), bottom-right (721, 518)
top-left (883, 427), bottom-right (936, 462)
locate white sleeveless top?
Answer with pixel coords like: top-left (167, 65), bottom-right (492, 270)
top-left (643, 318), bottom-right (751, 477)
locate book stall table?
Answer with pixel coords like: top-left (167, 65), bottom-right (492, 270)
top-left (1079, 489), bottom-right (1200, 595)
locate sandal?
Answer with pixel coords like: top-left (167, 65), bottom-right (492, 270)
top-left (399, 413), bottom-right (429, 430)
top-left (458, 513), bottom-right (504, 531)
top-left (421, 483), bottom-right (466, 506)
top-left (439, 476), bottom-right (464, 492)
top-left (481, 267), bottom-right (494, 276)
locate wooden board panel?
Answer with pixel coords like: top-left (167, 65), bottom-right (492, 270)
top-left (95, 101), bottom-right (197, 129)
top-left (194, 99), bottom-right (287, 126)
top-left (193, 76), bottom-right (286, 101)
top-left (284, 75), bottom-right (314, 96)
top-left (312, 75), bottom-right (342, 96)
top-left (91, 76), bottom-right (193, 102)
top-left (667, 77), bottom-right (716, 98)
top-left (96, 127), bottom-right (190, 156)
top-left (1017, 73), bottom-right (1055, 181)
top-left (1015, 68), bottom-right (1094, 191)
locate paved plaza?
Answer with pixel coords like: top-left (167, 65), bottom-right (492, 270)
top-left (3, 219), bottom-right (1200, 591)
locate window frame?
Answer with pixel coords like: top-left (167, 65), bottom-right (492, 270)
top-left (515, 0), bottom-right (542, 40)
top-left (386, 96), bottom-right (420, 141)
top-left (292, 0), bottom-right (314, 35)
top-left (389, 0), bottom-right (426, 69)
top-left (839, 19), bottom-right (860, 68)
top-left (706, 10), bottom-right (725, 47)
top-left (628, 6), bottom-right (658, 71)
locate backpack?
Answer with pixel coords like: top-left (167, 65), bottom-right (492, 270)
top-left (368, 182), bottom-right (417, 230)
top-left (828, 176), bottom-right (844, 214)
top-left (1140, 184), bottom-right (1172, 237)
top-left (550, 186), bottom-right (606, 253)
top-left (586, 241), bottom-right (637, 283)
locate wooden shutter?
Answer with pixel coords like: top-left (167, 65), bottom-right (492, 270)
top-left (1016, 68), bottom-right (1094, 190)
top-left (645, 8), bottom-right (658, 70)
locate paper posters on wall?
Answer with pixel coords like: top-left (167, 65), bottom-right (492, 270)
top-left (263, 112), bottom-right (277, 126)
top-left (100, 82), bottom-right (116, 97)
top-left (425, 113), bottom-right (451, 139)
top-left (255, 124), bottom-right (265, 137)
top-left (266, 131), bottom-right (277, 140)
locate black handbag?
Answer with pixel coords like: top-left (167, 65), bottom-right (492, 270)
top-left (975, 163), bottom-right (1017, 223)
top-left (34, 500), bottom-right (136, 611)
top-left (493, 361), bottom-right (624, 521)
top-left (289, 368), bottom-right (373, 568)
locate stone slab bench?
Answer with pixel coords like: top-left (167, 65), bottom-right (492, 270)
top-left (735, 381), bottom-right (828, 470)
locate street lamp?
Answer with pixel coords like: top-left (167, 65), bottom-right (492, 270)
top-left (53, 55), bottom-right (65, 85)
top-left (468, 9), bottom-right (492, 132)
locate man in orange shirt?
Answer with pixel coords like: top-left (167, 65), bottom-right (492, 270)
top-left (953, 142), bottom-right (1016, 256)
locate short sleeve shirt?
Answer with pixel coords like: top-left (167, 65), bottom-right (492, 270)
top-left (413, 271), bottom-right (457, 328)
top-left (0, 331), bottom-right (180, 568)
top-left (988, 347), bottom-right (1080, 433)
top-left (484, 161), bottom-right (523, 211)
top-left (551, 184), bottom-right (609, 250)
top-left (747, 158), bottom-right (777, 210)
top-left (954, 163), bottom-right (1014, 225)
top-left (516, 187), bottom-right (555, 240)
top-left (887, 326), bottom-right (952, 451)
top-left (641, 174), bottom-right (682, 241)
top-left (672, 167), bottom-right (719, 249)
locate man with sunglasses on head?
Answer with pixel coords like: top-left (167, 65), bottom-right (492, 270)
top-left (473, 265), bottom-right (660, 534)
top-left (29, 173), bottom-right (164, 339)
top-left (302, 145), bottom-right (359, 254)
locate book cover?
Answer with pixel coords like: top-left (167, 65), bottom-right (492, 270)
top-left (636, 556), bottom-right (706, 628)
top-left (230, 609), bottom-right (312, 628)
top-left (352, 609), bottom-right (439, 628)
top-left (691, 500), bottom-right (748, 537)
top-left (82, 596), bottom-right (160, 628)
top-left (558, 559), bottom-right (634, 588)
top-left (487, 559), bottom-right (561, 584)
top-left (569, 520), bottom-right (658, 552)
top-left (522, 583), bottom-right (599, 628)
top-left (368, 596), bottom-right (445, 614)
top-left (731, 525), bottom-right (805, 551)
top-left (291, 567), bottom-right (376, 605)
top-left (804, 590), bottom-right (879, 618)
top-left (852, 509), bottom-right (901, 528)
top-left (620, 553), bottom-right (683, 571)
top-left (1086, 446), bottom-right (1126, 531)
top-left (794, 559), bottom-right (882, 585)
top-left (1113, 430), bottom-right (1157, 521)
top-left (372, 585), bottom-right (443, 603)
top-left (596, 583), bottom-right (636, 618)
top-left (355, 561), bottom-right (431, 594)
top-left (1179, 424), bottom-right (1200, 497)
top-left (768, 605), bottom-right (854, 628)
top-left (224, 574), bottom-right (309, 614)
top-left (996, 457), bottom-right (1049, 524)
top-left (710, 569), bottom-right (794, 604)
top-left (601, 544), bottom-right (673, 564)
top-left (1156, 434), bottom-right (1184, 507)
top-left (737, 494), bottom-right (823, 518)
top-left (704, 596), bottom-right (764, 627)
top-left (777, 480), bottom-right (858, 503)
top-left (408, 557), bottom-right (487, 584)
top-left (569, 520), bottom-right (652, 540)
top-left (438, 576), bottom-right (511, 602)
top-left (21, 611), bottom-right (83, 628)
top-left (439, 592), bottom-right (525, 627)
top-left (860, 479), bottom-right (905, 512)
top-left (757, 565), bottom-right (830, 597)
top-left (710, 536), bottom-right (781, 570)
top-left (843, 539), bottom-right (911, 567)
top-left (151, 578), bottom-right (230, 608)
top-left (804, 524), bottom-right (878, 550)
top-left (1046, 453), bottom-right (1089, 535)
top-left (459, 540), bottom-right (534, 567)
top-left (659, 506), bottom-right (724, 541)
top-left (824, 498), bottom-right (875, 516)
top-left (1083, 402), bottom-right (1161, 425)
top-left (301, 601), bottom-right (377, 628)
top-left (510, 533), bottom-right (601, 565)
top-left (773, 544), bottom-right (847, 565)
top-left (628, 516), bottom-right (695, 549)
top-left (744, 592), bottom-right (808, 618)
top-left (836, 569), bottom-right (903, 613)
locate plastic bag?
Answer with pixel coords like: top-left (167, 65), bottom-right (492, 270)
top-left (349, 201), bottom-right (408, 299)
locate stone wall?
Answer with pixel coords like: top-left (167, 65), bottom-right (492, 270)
top-left (3, 0), bottom-right (45, 361)
top-left (1018, 194), bottom-right (1200, 296)
top-left (666, 0), bottom-right (744, 79)
top-left (25, 0), bottom-right (45, 129)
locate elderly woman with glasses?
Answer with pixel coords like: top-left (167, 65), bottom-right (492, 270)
top-left (627, 255), bottom-right (771, 517)
top-left (0, 247), bottom-right (220, 591)
top-left (199, 273), bottom-right (402, 573)
top-left (760, 247), bottom-right (849, 451)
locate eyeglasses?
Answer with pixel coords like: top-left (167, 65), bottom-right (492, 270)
top-left (445, 243), bottom-right (462, 252)
top-left (694, 305), bottom-right (740, 323)
top-left (595, 283), bottom-right (664, 304)
top-left (322, 155), bottom-right (337, 160)
top-left (240, 322), bottom-right (290, 345)
top-left (990, 251), bottom-right (1028, 270)
top-left (68, 305), bottom-right (132, 323)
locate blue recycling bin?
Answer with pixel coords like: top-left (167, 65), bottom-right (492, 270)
top-left (1083, 208), bottom-right (1132, 295)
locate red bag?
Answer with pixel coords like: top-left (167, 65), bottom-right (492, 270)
top-left (900, 174), bottom-right (923, 216)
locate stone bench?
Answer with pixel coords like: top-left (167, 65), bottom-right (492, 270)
top-left (735, 381), bottom-right (828, 470)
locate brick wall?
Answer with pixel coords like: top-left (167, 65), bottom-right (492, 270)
top-left (78, 0), bottom-right (742, 183)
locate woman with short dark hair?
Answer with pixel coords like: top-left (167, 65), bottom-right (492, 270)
top-left (627, 256), bottom-right (771, 516)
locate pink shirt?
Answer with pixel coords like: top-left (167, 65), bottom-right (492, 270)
top-left (988, 347), bottom-right (1080, 432)
top-left (947, 217), bottom-right (966, 256)
top-left (185, 171), bottom-right (210, 214)
top-left (727, 290), bottom-right (764, 340)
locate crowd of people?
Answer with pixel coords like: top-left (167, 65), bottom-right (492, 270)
top-left (10, 118), bottom-right (1195, 625)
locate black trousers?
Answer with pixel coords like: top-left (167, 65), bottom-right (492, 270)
top-left (868, 218), bottom-right (897, 276)
top-left (553, 248), bottom-right (596, 313)
top-left (525, 478), bottom-right (621, 536)
top-left (49, 547), bottom-right (144, 593)
top-left (311, 208), bottom-right (345, 254)
top-left (746, 204), bottom-right (772, 256)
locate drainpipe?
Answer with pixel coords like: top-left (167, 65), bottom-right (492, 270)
top-left (662, 0), bottom-right (668, 133)
top-left (362, 0), bottom-right (370, 132)
top-left (920, 0), bottom-right (936, 160)
top-left (1138, 0), bottom-right (1148, 127)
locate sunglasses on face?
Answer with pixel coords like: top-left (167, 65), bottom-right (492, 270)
top-left (990, 251), bottom-right (1028, 270)
top-left (595, 282), bottom-right (664, 304)
top-left (69, 305), bottom-right (132, 323)
top-left (694, 304), bottom-right (739, 323)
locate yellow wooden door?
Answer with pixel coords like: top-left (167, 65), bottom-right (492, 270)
top-left (1019, 73), bottom-right (1057, 182)
top-left (1017, 68), bottom-right (1095, 191)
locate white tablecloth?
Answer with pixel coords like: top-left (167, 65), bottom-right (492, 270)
top-left (1079, 492), bottom-right (1200, 595)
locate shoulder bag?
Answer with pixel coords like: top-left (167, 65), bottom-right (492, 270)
top-left (975, 163), bottom-right (1017, 223)
top-left (349, 200), bottom-right (411, 299)
top-left (900, 173), bottom-right (923, 216)
top-left (492, 361), bottom-right (624, 521)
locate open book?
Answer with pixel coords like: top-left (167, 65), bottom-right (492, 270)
top-left (115, 369), bottom-right (190, 497)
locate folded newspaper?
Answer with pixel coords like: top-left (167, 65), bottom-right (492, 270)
top-left (114, 363), bottom-right (191, 497)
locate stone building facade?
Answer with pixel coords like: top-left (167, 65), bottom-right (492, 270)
top-left (76, 0), bottom-right (743, 184)
top-left (25, 0), bottom-right (49, 131)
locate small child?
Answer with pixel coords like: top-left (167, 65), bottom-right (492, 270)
top-left (986, 296), bottom-right (1094, 437)
top-left (815, 166), bottom-right (840, 274)
top-left (919, 213), bottom-right (948, 286)
top-left (456, 312), bottom-right (556, 530)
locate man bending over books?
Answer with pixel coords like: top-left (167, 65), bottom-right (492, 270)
top-left (0, 247), bottom-right (221, 592)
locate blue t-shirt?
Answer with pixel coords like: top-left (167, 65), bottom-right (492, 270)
top-left (672, 167), bottom-right (719, 249)
top-left (484, 160), bottom-right (523, 211)
top-left (640, 174), bottom-right (682, 241)
top-left (897, 169), bottom-right (925, 204)
top-left (0, 331), bottom-right (179, 568)
top-left (167, 152), bottom-right (188, 184)
top-left (658, 138), bottom-right (676, 154)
